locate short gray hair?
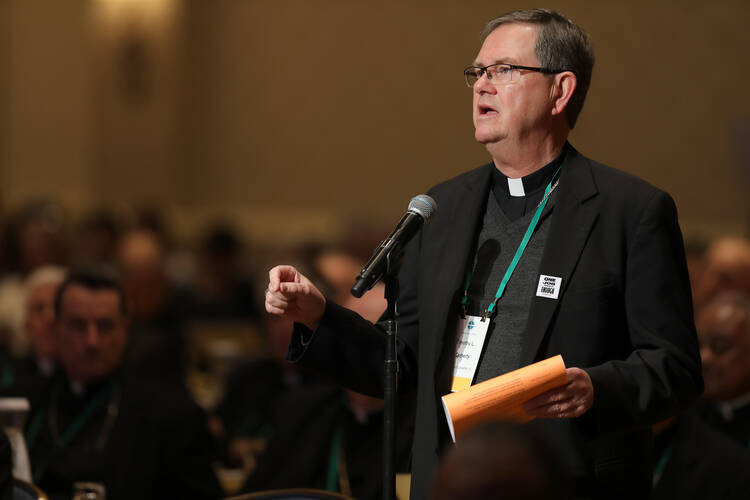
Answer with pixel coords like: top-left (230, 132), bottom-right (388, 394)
top-left (482, 9), bottom-right (594, 129)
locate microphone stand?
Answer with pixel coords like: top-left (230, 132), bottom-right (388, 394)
top-left (381, 252), bottom-right (400, 500)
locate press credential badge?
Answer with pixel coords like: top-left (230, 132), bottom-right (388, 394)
top-left (451, 315), bottom-right (490, 392)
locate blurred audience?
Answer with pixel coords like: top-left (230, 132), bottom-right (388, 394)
top-left (0, 266), bottom-right (66, 406)
top-left (25, 266), bottom-right (221, 500)
top-left (2, 196), bottom-right (748, 500)
top-left (70, 209), bottom-right (122, 267)
top-left (651, 412), bottom-right (750, 500)
top-left (430, 421), bottom-right (569, 500)
top-left (187, 223), bottom-right (261, 321)
top-left (696, 291), bottom-right (750, 446)
top-left (0, 201), bottom-right (67, 357)
top-left (683, 238), bottom-right (708, 303)
top-left (693, 237), bottom-right (750, 307)
top-left (239, 246), bottom-right (412, 499)
top-left (210, 313), bottom-right (317, 464)
top-left (242, 384), bottom-right (412, 500)
top-left (116, 228), bottom-right (188, 387)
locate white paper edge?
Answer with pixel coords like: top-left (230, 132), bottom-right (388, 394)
top-left (441, 396), bottom-right (456, 443)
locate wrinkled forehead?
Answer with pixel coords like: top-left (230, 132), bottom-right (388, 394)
top-left (474, 23), bottom-right (540, 66)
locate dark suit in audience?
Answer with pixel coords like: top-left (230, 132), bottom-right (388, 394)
top-left (242, 385), bottom-right (412, 500)
top-left (652, 412), bottom-right (750, 500)
top-left (27, 373), bottom-right (221, 500)
top-left (0, 356), bottom-right (55, 407)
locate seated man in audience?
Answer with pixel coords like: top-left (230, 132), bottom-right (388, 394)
top-left (237, 247), bottom-right (412, 499)
top-left (696, 291), bottom-right (750, 446)
top-left (242, 384), bottom-right (412, 500)
top-left (693, 237), bottom-right (750, 308)
top-left (116, 228), bottom-right (188, 388)
top-left (25, 266), bottom-right (221, 500)
top-left (0, 266), bottom-right (65, 405)
top-left (651, 412), bottom-right (750, 500)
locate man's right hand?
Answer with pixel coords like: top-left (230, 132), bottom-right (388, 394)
top-left (265, 265), bottom-right (326, 331)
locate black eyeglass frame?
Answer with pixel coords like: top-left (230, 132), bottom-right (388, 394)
top-left (463, 63), bottom-right (566, 87)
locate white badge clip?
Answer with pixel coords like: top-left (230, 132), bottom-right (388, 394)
top-left (536, 274), bottom-right (562, 299)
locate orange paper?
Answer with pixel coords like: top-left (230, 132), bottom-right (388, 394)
top-left (441, 355), bottom-right (567, 441)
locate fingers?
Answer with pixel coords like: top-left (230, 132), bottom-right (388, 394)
top-left (524, 396), bottom-right (587, 419)
top-left (523, 367), bottom-right (594, 419)
top-left (523, 386), bottom-right (572, 412)
top-left (268, 265), bottom-right (302, 292)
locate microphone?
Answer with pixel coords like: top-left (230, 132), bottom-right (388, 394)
top-left (351, 194), bottom-right (437, 298)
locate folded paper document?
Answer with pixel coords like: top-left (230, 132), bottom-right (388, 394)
top-left (441, 355), bottom-right (567, 442)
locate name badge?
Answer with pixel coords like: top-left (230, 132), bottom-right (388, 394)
top-left (536, 274), bottom-right (562, 299)
top-left (451, 315), bottom-right (490, 392)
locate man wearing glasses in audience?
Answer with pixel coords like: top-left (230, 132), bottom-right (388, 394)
top-left (265, 9), bottom-right (702, 499)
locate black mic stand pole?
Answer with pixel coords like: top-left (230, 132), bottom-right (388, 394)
top-left (382, 253), bottom-right (399, 500)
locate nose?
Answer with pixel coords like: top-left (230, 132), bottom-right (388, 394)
top-left (85, 323), bottom-right (100, 348)
top-left (474, 72), bottom-right (495, 94)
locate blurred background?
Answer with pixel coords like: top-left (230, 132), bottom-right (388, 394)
top-left (1, 1), bottom-right (749, 497)
top-left (0, 0), bottom-right (748, 255)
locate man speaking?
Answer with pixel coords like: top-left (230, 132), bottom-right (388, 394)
top-left (265, 9), bottom-right (702, 499)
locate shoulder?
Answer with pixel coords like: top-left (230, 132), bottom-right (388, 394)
top-left (572, 147), bottom-right (666, 199)
top-left (119, 375), bottom-right (205, 425)
top-left (426, 163), bottom-right (493, 198)
top-left (567, 147), bottom-right (678, 221)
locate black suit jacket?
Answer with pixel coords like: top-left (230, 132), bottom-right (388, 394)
top-left (290, 145), bottom-right (703, 499)
top-left (27, 374), bottom-right (222, 500)
top-left (653, 412), bottom-right (750, 500)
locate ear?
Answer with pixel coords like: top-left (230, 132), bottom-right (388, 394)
top-left (549, 71), bottom-right (577, 118)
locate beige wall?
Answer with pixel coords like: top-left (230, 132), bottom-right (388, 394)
top-left (1, 0), bottom-right (748, 246)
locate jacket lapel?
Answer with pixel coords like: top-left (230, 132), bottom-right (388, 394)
top-left (520, 147), bottom-right (600, 365)
top-left (424, 165), bottom-right (494, 368)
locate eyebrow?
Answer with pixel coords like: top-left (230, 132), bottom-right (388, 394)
top-left (471, 57), bottom-right (520, 67)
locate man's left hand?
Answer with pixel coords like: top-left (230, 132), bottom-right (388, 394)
top-left (522, 367), bottom-right (594, 419)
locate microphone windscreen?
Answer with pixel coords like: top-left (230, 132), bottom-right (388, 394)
top-left (408, 194), bottom-right (437, 221)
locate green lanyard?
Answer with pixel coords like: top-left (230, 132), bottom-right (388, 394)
top-left (461, 165), bottom-right (562, 320)
top-left (326, 424), bottom-right (344, 492)
top-left (27, 380), bottom-right (118, 482)
top-left (652, 446), bottom-right (672, 487)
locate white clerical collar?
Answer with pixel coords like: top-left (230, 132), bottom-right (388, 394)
top-left (507, 177), bottom-right (525, 197)
top-left (718, 390), bottom-right (750, 420)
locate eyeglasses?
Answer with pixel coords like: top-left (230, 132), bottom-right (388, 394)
top-left (463, 63), bottom-right (564, 87)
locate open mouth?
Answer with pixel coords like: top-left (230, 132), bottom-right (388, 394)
top-left (478, 104), bottom-right (498, 115)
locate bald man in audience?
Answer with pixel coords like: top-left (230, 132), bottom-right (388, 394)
top-left (696, 292), bottom-right (750, 447)
top-left (693, 237), bottom-right (750, 307)
top-left (0, 266), bottom-right (65, 405)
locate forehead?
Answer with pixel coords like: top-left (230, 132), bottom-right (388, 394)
top-left (475, 23), bottom-right (540, 65)
top-left (59, 284), bottom-right (121, 318)
top-left (28, 282), bottom-right (58, 302)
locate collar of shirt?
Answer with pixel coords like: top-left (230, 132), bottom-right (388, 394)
top-left (491, 145), bottom-right (567, 221)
